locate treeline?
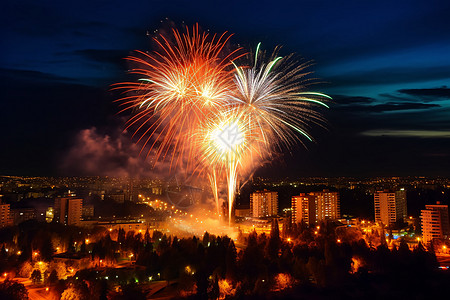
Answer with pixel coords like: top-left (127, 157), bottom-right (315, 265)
top-left (67, 220), bottom-right (445, 299)
top-left (1, 219), bottom-right (449, 299)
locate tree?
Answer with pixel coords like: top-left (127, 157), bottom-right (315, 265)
top-left (49, 262), bottom-right (67, 280)
top-left (47, 270), bottom-right (58, 284)
top-left (111, 283), bottom-right (146, 300)
top-left (30, 270), bottom-right (42, 284)
top-left (61, 287), bottom-right (81, 300)
top-left (152, 230), bottom-right (163, 242)
top-left (118, 228), bottom-right (126, 245)
top-left (282, 214), bottom-right (292, 238)
top-left (67, 236), bottom-right (76, 253)
top-left (41, 235), bottom-right (54, 261)
top-left (202, 232), bottom-right (210, 247)
top-left (98, 280), bottom-right (108, 300)
top-left (266, 219), bottom-right (281, 260)
top-left (144, 229), bottom-right (151, 246)
top-left (225, 240), bottom-right (237, 280)
top-left (208, 277), bottom-right (220, 300)
top-left (18, 262), bottom-right (33, 278)
top-left (0, 245), bottom-right (7, 260)
top-left (80, 241), bottom-right (86, 254)
top-left (0, 280), bottom-right (29, 300)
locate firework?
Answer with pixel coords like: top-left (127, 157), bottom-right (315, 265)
top-left (198, 110), bottom-right (261, 224)
top-left (205, 44), bottom-right (330, 224)
top-left (231, 43), bottom-right (331, 155)
top-left (113, 24), bottom-right (242, 170)
top-left (116, 25), bottom-right (330, 226)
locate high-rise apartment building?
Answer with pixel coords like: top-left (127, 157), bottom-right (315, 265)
top-left (374, 189), bottom-right (407, 225)
top-left (0, 201), bottom-right (12, 228)
top-left (10, 208), bottom-right (36, 225)
top-left (82, 204), bottom-right (95, 218)
top-left (421, 203), bottom-right (450, 244)
top-left (309, 190), bottom-right (340, 221)
top-left (250, 190), bottom-right (278, 218)
top-left (291, 194), bottom-right (316, 225)
top-left (54, 197), bottom-right (83, 226)
top-left (291, 190), bottom-right (340, 225)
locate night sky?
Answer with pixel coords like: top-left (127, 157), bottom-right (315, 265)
top-left (1, 0), bottom-right (450, 178)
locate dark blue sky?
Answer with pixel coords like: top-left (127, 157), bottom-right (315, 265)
top-left (1, 0), bottom-right (450, 177)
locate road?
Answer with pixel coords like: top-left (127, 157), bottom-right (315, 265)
top-left (27, 286), bottom-right (50, 300)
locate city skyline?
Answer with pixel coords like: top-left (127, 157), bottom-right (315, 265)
top-left (2, 0), bottom-right (450, 178)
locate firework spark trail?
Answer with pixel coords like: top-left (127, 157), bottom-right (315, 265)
top-left (207, 170), bottom-right (220, 216)
top-left (116, 25), bottom-right (330, 226)
top-left (113, 24), bottom-right (243, 172)
top-left (198, 44), bottom-right (330, 225)
top-left (231, 43), bottom-right (331, 157)
top-left (197, 109), bottom-right (264, 225)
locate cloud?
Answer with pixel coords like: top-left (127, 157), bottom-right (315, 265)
top-left (326, 65), bottom-right (450, 87)
top-left (370, 102), bottom-right (440, 112)
top-left (360, 129), bottom-right (450, 138)
top-left (334, 101), bottom-right (439, 113)
top-left (398, 86), bottom-right (450, 100)
top-left (331, 95), bottom-right (375, 105)
top-left (74, 49), bottom-right (130, 65)
top-left (0, 68), bottom-right (76, 84)
top-left (378, 93), bottom-right (413, 102)
top-left (60, 127), bottom-right (176, 178)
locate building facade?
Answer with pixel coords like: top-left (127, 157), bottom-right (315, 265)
top-left (291, 190), bottom-right (340, 225)
top-left (82, 204), bottom-right (95, 218)
top-left (291, 194), bottom-right (316, 225)
top-left (235, 206), bottom-right (251, 218)
top-left (250, 190), bottom-right (278, 218)
top-left (0, 202), bottom-right (12, 228)
top-left (421, 203), bottom-right (450, 244)
top-left (54, 197), bottom-right (83, 226)
top-left (309, 190), bottom-right (340, 221)
top-left (374, 189), bottom-right (407, 225)
top-left (10, 208), bottom-right (36, 225)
